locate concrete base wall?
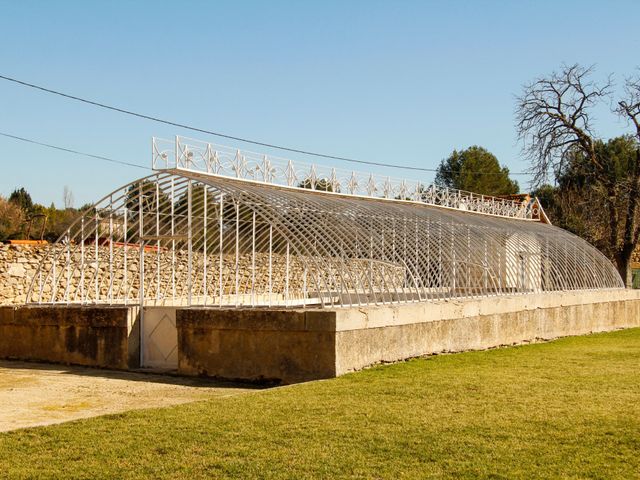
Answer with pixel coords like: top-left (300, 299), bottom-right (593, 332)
top-left (0, 306), bottom-right (139, 369)
top-left (177, 310), bottom-right (336, 384)
top-left (2, 289), bottom-right (639, 384)
top-left (334, 289), bottom-right (640, 376)
top-left (177, 289), bottom-right (640, 383)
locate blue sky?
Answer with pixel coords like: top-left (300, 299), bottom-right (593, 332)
top-left (1, 0), bottom-right (638, 206)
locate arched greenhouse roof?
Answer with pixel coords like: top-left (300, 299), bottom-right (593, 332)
top-left (28, 169), bottom-right (623, 308)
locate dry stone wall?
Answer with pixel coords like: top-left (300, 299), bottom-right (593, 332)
top-left (1, 244), bottom-right (405, 305)
top-left (0, 245), bottom-right (48, 305)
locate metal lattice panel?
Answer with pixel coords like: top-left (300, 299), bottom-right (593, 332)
top-left (27, 171), bottom-right (623, 307)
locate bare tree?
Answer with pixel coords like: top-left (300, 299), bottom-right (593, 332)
top-left (516, 64), bottom-right (640, 286)
top-left (516, 64), bottom-right (612, 184)
top-left (63, 185), bottom-right (74, 209)
top-left (614, 72), bottom-right (640, 284)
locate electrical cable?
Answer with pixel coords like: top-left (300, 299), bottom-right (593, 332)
top-left (0, 131), bottom-right (149, 170)
top-left (0, 74), bottom-right (529, 176)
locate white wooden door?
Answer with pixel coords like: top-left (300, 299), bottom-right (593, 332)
top-left (142, 307), bottom-right (178, 369)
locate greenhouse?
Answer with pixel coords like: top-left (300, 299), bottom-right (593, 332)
top-left (27, 136), bottom-right (624, 308)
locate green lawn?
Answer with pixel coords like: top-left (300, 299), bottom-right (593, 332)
top-left (1, 329), bottom-right (639, 479)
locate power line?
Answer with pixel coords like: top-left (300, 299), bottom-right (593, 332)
top-left (0, 74), bottom-right (529, 176)
top-left (0, 131), bottom-right (149, 170)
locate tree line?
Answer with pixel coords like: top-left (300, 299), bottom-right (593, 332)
top-left (0, 187), bottom-right (91, 243)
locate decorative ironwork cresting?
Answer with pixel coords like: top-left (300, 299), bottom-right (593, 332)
top-left (152, 136), bottom-right (541, 221)
top-left (28, 151), bottom-right (624, 308)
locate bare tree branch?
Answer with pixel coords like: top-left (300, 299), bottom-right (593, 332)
top-left (616, 71), bottom-right (640, 138)
top-left (615, 72), bottom-right (640, 250)
top-left (516, 64), bottom-right (612, 187)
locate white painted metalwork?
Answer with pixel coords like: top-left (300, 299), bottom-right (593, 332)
top-left (153, 136), bottom-right (541, 221)
top-left (27, 168), bottom-right (623, 308)
top-left (142, 307), bottom-right (178, 369)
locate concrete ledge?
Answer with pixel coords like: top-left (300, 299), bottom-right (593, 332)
top-left (334, 289), bottom-right (640, 375)
top-left (334, 288), bottom-right (640, 331)
top-left (0, 306), bottom-right (139, 369)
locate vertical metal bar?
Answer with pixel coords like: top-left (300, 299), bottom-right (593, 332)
top-left (251, 210), bottom-right (256, 306)
top-left (51, 248), bottom-right (57, 302)
top-left (268, 225), bottom-right (273, 307)
top-left (187, 179), bottom-right (193, 307)
top-left (219, 193), bottom-right (224, 307)
top-left (123, 207), bottom-right (127, 305)
top-left (369, 235), bottom-right (374, 299)
top-left (466, 225), bottom-right (471, 297)
top-left (80, 217), bottom-right (85, 303)
top-left (38, 257), bottom-right (43, 303)
top-left (95, 211), bottom-right (99, 301)
top-left (155, 182), bottom-right (160, 302)
top-left (451, 222), bottom-right (456, 293)
top-left (483, 237), bottom-right (488, 292)
top-left (235, 202), bottom-right (240, 307)
top-left (285, 241), bottom-right (290, 305)
top-left (438, 222), bottom-right (443, 293)
top-left (381, 230), bottom-right (386, 303)
top-left (403, 217), bottom-right (407, 289)
top-left (138, 183), bottom-right (145, 367)
top-left (498, 248), bottom-right (502, 294)
top-left (65, 236), bottom-right (70, 302)
top-left (109, 197), bottom-right (114, 303)
top-left (415, 221), bottom-right (420, 295)
top-left (203, 185), bottom-right (208, 306)
top-left (171, 177), bottom-right (176, 302)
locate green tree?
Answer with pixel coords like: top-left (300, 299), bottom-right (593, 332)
top-left (434, 146), bottom-right (519, 196)
top-left (174, 184), bottom-right (218, 219)
top-left (9, 187), bottom-right (34, 213)
top-left (42, 204), bottom-right (78, 242)
top-left (124, 179), bottom-right (172, 238)
top-left (298, 178), bottom-right (339, 192)
top-left (174, 184), bottom-right (220, 247)
top-left (534, 136), bottom-right (640, 266)
top-left (0, 196), bottom-right (25, 241)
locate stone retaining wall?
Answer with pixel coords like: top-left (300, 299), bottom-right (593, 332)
top-left (0, 243), bottom-right (404, 305)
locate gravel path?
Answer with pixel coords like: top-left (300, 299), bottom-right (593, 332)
top-left (0, 360), bottom-right (255, 432)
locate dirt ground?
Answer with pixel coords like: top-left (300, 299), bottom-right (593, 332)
top-left (0, 360), bottom-right (256, 432)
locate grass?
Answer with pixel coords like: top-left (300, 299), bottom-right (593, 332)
top-left (1, 329), bottom-right (639, 479)
top-left (39, 401), bottom-right (95, 413)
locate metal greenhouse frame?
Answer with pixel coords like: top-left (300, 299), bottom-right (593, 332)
top-left (27, 136), bottom-right (624, 308)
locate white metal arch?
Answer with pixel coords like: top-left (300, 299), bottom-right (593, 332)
top-left (27, 171), bottom-right (624, 307)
